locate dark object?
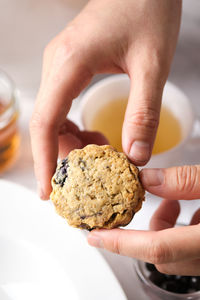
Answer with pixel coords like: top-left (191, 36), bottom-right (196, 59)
top-left (161, 280), bottom-right (186, 293)
top-left (145, 263), bottom-right (200, 294)
top-left (149, 271), bottom-right (166, 286)
top-left (145, 262), bottom-right (157, 272)
top-left (190, 276), bottom-right (200, 290)
top-left (78, 158), bottom-right (86, 171)
top-left (54, 158), bottom-right (69, 187)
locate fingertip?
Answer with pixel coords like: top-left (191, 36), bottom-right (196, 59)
top-left (87, 229), bottom-right (114, 250)
top-left (122, 129), bottom-right (152, 166)
top-left (141, 165), bottom-right (200, 200)
top-left (140, 168), bottom-right (164, 188)
top-left (37, 179), bottom-right (52, 200)
top-left (34, 157), bottom-right (56, 201)
top-left (39, 193), bottom-right (50, 201)
top-left (87, 231), bottom-right (104, 248)
top-left (128, 141), bottom-right (151, 165)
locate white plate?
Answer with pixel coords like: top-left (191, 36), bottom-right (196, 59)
top-left (0, 180), bottom-right (127, 300)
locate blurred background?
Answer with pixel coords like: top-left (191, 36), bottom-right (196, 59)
top-left (0, 0), bottom-right (200, 189)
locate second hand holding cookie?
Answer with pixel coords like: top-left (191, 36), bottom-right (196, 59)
top-left (88, 165), bottom-right (200, 276)
top-left (30, 0), bottom-right (181, 199)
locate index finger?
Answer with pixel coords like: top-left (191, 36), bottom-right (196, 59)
top-left (30, 51), bottom-right (92, 199)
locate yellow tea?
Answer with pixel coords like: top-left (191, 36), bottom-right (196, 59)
top-left (152, 105), bottom-right (182, 154)
top-left (90, 98), bottom-right (182, 155)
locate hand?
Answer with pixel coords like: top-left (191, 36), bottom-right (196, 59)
top-left (88, 165), bottom-right (200, 276)
top-left (30, 0), bottom-right (181, 199)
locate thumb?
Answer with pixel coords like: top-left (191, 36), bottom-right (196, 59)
top-left (122, 61), bottom-right (164, 165)
top-left (140, 165), bottom-right (200, 199)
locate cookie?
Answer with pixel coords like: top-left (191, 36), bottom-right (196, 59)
top-left (51, 145), bottom-right (145, 230)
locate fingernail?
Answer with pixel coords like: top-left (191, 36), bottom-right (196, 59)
top-left (37, 181), bottom-right (46, 200)
top-left (88, 233), bottom-right (104, 249)
top-left (141, 169), bottom-right (164, 187)
top-left (129, 141), bottom-right (150, 163)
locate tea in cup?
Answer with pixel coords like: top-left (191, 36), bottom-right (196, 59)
top-left (81, 74), bottom-right (198, 168)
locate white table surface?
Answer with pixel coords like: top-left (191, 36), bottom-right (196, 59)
top-left (1, 1), bottom-right (200, 299)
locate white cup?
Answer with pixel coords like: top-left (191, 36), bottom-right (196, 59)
top-left (80, 74), bottom-right (200, 168)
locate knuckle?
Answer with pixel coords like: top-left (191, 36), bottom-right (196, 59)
top-left (175, 165), bottom-right (199, 194)
top-left (43, 24), bottom-right (94, 79)
top-left (148, 237), bottom-right (170, 265)
top-left (51, 31), bottom-right (92, 76)
top-left (43, 27), bottom-right (79, 65)
top-left (127, 107), bottom-right (159, 132)
top-left (54, 40), bottom-right (74, 62)
top-left (56, 25), bottom-right (83, 62)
